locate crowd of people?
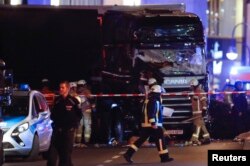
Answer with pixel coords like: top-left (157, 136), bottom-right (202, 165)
top-left (40, 79), bottom-right (94, 147)
top-left (40, 77), bottom-right (176, 165)
top-left (210, 81), bottom-right (250, 140)
top-left (37, 76), bottom-right (250, 165)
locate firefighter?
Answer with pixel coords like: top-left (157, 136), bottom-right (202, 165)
top-left (69, 82), bottom-right (78, 97)
top-left (148, 78), bottom-right (166, 93)
top-left (123, 85), bottom-right (174, 163)
top-left (76, 79), bottom-right (92, 147)
top-left (68, 82), bottom-right (83, 147)
top-left (147, 78), bottom-right (170, 138)
top-left (188, 79), bottom-right (210, 145)
top-left (40, 78), bottom-right (55, 109)
top-left (47, 81), bottom-right (82, 166)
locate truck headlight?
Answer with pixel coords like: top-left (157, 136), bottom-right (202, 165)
top-left (11, 123), bottom-right (29, 136)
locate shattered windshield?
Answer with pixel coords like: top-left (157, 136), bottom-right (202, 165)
top-left (134, 46), bottom-right (206, 75)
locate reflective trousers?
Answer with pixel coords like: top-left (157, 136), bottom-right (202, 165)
top-left (83, 111), bottom-right (92, 143)
top-left (74, 111), bottom-right (92, 144)
top-left (130, 127), bottom-right (169, 156)
top-left (191, 116), bottom-right (210, 142)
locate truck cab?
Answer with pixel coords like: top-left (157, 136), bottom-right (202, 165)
top-left (101, 5), bottom-right (208, 139)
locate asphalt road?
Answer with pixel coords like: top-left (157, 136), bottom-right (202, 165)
top-left (4, 140), bottom-right (244, 166)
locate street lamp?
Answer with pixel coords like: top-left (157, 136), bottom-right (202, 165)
top-left (226, 46), bottom-right (238, 60)
top-left (226, 22), bottom-right (249, 62)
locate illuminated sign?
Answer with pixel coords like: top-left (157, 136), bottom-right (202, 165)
top-left (210, 41), bottom-right (223, 75)
top-left (213, 61), bottom-right (223, 75)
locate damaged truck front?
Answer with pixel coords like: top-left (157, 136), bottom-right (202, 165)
top-left (101, 6), bottom-right (208, 139)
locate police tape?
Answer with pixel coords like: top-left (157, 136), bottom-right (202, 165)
top-left (43, 91), bottom-right (250, 98)
top-left (90, 91), bottom-right (250, 97)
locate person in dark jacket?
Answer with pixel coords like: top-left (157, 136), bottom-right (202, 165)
top-left (123, 85), bottom-right (173, 163)
top-left (47, 81), bottom-right (82, 166)
top-left (232, 81), bottom-right (248, 136)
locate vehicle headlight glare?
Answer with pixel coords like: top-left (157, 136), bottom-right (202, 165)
top-left (17, 123), bottom-right (29, 133)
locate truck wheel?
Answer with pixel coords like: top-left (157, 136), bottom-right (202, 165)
top-left (26, 134), bottom-right (40, 161)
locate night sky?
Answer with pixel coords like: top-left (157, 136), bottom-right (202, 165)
top-left (0, 6), bottom-right (101, 89)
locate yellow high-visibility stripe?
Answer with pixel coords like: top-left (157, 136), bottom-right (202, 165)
top-left (197, 97), bottom-right (200, 111)
top-left (159, 139), bottom-right (163, 151)
top-left (144, 100), bottom-right (149, 124)
top-left (203, 133), bottom-right (210, 137)
top-left (193, 111), bottom-right (202, 114)
top-left (149, 119), bottom-right (155, 123)
top-left (130, 144), bottom-right (139, 151)
top-left (141, 123), bottom-right (163, 127)
top-left (159, 149), bottom-right (168, 154)
top-left (156, 101), bottom-right (159, 124)
top-left (200, 97), bottom-right (207, 101)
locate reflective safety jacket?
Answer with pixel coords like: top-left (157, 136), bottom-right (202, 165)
top-left (191, 87), bottom-right (207, 116)
top-left (141, 93), bottom-right (163, 127)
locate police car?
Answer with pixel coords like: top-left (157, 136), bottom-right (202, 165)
top-left (0, 88), bottom-right (53, 159)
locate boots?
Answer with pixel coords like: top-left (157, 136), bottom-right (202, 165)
top-left (123, 148), bottom-right (135, 164)
top-left (160, 154), bottom-right (174, 163)
top-left (201, 138), bottom-right (211, 145)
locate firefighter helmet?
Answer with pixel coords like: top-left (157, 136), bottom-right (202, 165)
top-left (148, 78), bottom-right (157, 85)
top-left (69, 82), bottom-right (77, 88)
top-left (190, 79), bottom-right (199, 86)
top-left (150, 85), bottom-right (161, 93)
top-left (77, 79), bottom-right (86, 85)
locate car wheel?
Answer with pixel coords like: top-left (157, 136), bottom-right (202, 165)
top-left (26, 134), bottom-right (40, 161)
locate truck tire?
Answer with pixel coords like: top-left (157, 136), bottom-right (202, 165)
top-left (26, 134), bottom-right (39, 161)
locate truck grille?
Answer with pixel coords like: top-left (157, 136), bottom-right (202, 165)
top-left (162, 87), bottom-right (192, 125)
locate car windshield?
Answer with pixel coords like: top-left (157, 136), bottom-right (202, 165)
top-left (135, 46), bottom-right (206, 75)
top-left (1, 96), bottom-right (29, 117)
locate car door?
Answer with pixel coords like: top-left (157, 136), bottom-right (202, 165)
top-left (31, 94), bottom-right (43, 149)
top-left (34, 93), bottom-right (52, 151)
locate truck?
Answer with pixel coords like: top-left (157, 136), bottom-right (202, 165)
top-left (0, 4), bottom-right (208, 141)
top-left (100, 5), bottom-right (208, 139)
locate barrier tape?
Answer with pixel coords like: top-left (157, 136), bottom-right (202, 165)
top-left (43, 91), bottom-right (250, 98)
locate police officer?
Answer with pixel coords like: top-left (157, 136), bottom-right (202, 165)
top-left (232, 81), bottom-right (248, 136)
top-left (47, 81), bottom-right (82, 166)
top-left (189, 79), bottom-right (210, 145)
top-left (123, 85), bottom-right (174, 163)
